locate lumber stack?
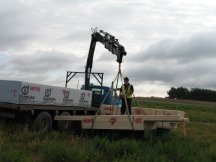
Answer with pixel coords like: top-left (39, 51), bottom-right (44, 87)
top-left (55, 114), bottom-right (188, 131)
top-left (98, 104), bottom-right (186, 129)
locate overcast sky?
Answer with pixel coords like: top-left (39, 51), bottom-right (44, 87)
top-left (1, 0), bottom-right (216, 97)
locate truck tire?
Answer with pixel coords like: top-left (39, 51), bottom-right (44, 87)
top-left (57, 111), bottom-right (71, 131)
top-left (33, 111), bottom-right (52, 131)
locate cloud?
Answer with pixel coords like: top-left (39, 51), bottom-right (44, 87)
top-left (9, 50), bottom-right (84, 73)
top-left (125, 32), bottom-right (216, 91)
top-left (0, 1), bottom-right (45, 51)
top-left (0, 50), bottom-right (86, 86)
top-left (133, 32), bottom-right (216, 63)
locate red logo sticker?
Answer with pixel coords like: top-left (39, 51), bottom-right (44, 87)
top-left (83, 118), bottom-right (93, 123)
top-left (109, 107), bottom-right (113, 112)
top-left (109, 117), bottom-right (117, 125)
top-left (135, 118), bottom-right (142, 124)
top-left (11, 90), bottom-right (17, 96)
top-left (30, 87), bottom-right (40, 92)
top-left (62, 90), bottom-right (70, 98)
top-left (135, 109), bottom-right (141, 115)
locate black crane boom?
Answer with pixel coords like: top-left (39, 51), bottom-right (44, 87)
top-left (84, 29), bottom-right (127, 90)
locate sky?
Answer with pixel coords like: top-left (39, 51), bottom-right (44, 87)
top-left (1, 0), bottom-right (216, 97)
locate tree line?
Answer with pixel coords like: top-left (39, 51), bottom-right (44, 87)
top-left (167, 87), bottom-right (216, 102)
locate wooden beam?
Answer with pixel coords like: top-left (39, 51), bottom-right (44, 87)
top-left (55, 115), bottom-right (183, 122)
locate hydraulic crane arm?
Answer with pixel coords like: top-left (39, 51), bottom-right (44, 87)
top-left (85, 29), bottom-right (127, 90)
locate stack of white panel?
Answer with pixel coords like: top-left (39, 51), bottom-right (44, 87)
top-left (0, 80), bottom-right (92, 107)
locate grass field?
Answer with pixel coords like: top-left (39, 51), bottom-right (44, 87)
top-left (0, 99), bottom-right (216, 162)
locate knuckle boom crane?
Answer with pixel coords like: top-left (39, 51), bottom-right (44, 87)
top-left (84, 28), bottom-right (127, 90)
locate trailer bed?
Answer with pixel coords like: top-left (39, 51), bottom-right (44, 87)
top-left (54, 114), bottom-right (188, 131)
top-left (0, 102), bottom-right (97, 119)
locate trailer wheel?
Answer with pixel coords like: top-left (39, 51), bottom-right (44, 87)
top-left (57, 111), bottom-right (71, 131)
top-left (33, 111), bottom-right (52, 131)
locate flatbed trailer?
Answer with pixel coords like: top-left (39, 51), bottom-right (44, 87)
top-left (54, 105), bottom-right (189, 136)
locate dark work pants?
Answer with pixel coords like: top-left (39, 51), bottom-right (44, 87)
top-left (121, 98), bottom-right (132, 115)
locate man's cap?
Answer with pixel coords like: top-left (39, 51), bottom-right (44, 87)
top-left (124, 77), bottom-right (129, 81)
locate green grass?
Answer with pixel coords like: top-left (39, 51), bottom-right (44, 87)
top-left (0, 100), bottom-right (216, 162)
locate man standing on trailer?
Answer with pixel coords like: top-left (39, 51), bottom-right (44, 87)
top-left (120, 77), bottom-right (134, 115)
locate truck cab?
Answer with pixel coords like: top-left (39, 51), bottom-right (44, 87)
top-left (88, 84), bottom-right (121, 108)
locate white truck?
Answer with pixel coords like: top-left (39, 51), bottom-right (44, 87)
top-left (0, 80), bottom-right (95, 131)
top-left (0, 80), bottom-right (188, 136)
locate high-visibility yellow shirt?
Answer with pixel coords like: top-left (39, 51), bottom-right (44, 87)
top-left (120, 84), bottom-right (134, 98)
